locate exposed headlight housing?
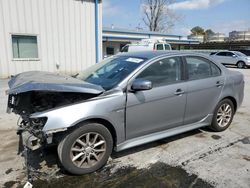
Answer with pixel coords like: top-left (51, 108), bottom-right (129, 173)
top-left (29, 117), bottom-right (47, 129)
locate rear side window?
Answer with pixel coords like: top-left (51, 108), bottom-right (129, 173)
top-left (226, 52), bottom-right (234, 57)
top-left (211, 63), bottom-right (221, 76)
top-left (186, 56), bottom-right (221, 80)
top-left (216, 52), bottom-right (227, 56)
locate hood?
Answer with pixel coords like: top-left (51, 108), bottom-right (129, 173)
top-left (7, 71), bottom-right (104, 95)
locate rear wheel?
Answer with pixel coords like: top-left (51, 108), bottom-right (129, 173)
top-left (210, 99), bottom-right (234, 132)
top-left (58, 123), bottom-right (113, 175)
top-left (237, 61), bottom-right (245, 69)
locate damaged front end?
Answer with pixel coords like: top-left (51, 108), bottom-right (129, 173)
top-left (7, 71), bottom-right (104, 151)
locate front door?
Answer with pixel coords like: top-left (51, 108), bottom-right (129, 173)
top-left (126, 56), bottom-right (187, 139)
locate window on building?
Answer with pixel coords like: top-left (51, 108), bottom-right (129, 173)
top-left (106, 47), bottom-right (115, 55)
top-left (12, 35), bottom-right (38, 59)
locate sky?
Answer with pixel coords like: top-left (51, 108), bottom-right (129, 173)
top-left (102, 0), bottom-right (250, 36)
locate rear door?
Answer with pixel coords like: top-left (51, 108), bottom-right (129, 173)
top-left (226, 52), bottom-right (237, 65)
top-left (183, 56), bottom-right (224, 124)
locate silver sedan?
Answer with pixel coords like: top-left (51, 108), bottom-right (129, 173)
top-left (210, 50), bottom-right (250, 68)
top-left (7, 51), bottom-right (244, 175)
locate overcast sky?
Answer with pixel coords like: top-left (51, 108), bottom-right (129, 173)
top-left (102, 0), bottom-right (250, 36)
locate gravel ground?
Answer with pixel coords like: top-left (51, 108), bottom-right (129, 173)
top-left (0, 68), bottom-right (249, 188)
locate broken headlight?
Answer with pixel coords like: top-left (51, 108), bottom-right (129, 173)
top-left (29, 117), bottom-right (47, 129)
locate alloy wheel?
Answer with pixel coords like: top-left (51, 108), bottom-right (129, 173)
top-left (216, 103), bottom-right (232, 128)
top-left (237, 62), bottom-right (244, 68)
top-left (70, 132), bottom-right (106, 168)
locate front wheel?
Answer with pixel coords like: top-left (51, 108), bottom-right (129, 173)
top-left (210, 99), bottom-right (235, 132)
top-left (58, 123), bottom-right (113, 175)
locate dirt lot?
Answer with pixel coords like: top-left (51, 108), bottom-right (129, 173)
top-left (0, 68), bottom-right (249, 188)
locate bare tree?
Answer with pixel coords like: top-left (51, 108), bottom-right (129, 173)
top-left (141, 0), bottom-right (179, 32)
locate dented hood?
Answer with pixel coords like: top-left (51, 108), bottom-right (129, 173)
top-left (7, 71), bottom-right (104, 95)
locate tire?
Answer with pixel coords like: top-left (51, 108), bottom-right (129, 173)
top-left (210, 99), bottom-right (235, 132)
top-left (237, 61), bottom-right (245, 69)
top-left (58, 123), bottom-right (113, 175)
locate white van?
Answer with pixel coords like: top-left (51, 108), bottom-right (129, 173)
top-left (121, 40), bottom-right (172, 53)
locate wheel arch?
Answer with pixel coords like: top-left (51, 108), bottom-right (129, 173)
top-left (236, 60), bottom-right (246, 66)
top-left (63, 118), bottom-right (117, 147)
top-left (220, 96), bottom-right (237, 113)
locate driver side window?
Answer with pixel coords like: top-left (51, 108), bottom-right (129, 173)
top-left (137, 57), bottom-right (182, 87)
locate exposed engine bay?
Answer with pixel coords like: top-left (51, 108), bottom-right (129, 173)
top-left (8, 91), bottom-right (98, 118)
top-left (6, 71), bottom-right (104, 153)
top-left (7, 91), bottom-right (99, 150)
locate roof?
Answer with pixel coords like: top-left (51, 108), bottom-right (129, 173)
top-left (102, 27), bottom-right (199, 44)
top-left (116, 50), bottom-right (203, 59)
top-left (103, 27), bottom-right (183, 38)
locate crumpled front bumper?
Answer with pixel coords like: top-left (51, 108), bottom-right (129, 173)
top-left (19, 130), bottom-right (42, 151)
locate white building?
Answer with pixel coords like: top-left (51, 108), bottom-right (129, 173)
top-left (229, 30), bottom-right (250, 41)
top-left (207, 33), bottom-right (226, 42)
top-left (188, 35), bottom-right (204, 43)
top-left (0, 0), bottom-right (102, 78)
top-left (103, 27), bottom-right (199, 56)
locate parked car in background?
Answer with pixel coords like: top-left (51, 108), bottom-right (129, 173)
top-left (7, 51), bottom-right (244, 175)
top-left (210, 50), bottom-right (250, 68)
top-left (121, 39), bottom-right (171, 53)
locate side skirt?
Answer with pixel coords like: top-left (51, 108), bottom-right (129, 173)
top-left (115, 114), bottom-right (213, 152)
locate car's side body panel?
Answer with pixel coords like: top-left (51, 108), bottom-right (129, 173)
top-left (116, 114), bottom-right (213, 151)
top-left (31, 89), bottom-right (127, 145)
top-left (183, 76), bottom-right (225, 124)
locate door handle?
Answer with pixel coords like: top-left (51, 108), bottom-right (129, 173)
top-left (174, 89), bottom-right (185, 96)
top-left (216, 81), bottom-right (224, 87)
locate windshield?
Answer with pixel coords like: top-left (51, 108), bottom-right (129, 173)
top-left (77, 56), bottom-right (147, 90)
top-left (234, 52), bottom-right (246, 57)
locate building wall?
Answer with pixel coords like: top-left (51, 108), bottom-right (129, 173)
top-left (207, 33), bottom-right (225, 42)
top-left (0, 0), bottom-right (102, 78)
top-left (188, 35), bottom-right (204, 43)
top-left (229, 31), bottom-right (250, 41)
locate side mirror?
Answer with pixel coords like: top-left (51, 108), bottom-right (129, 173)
top-left (232, 54), bottom-right (237, 58)
top-left (131, 79), bottom-right (152, 91)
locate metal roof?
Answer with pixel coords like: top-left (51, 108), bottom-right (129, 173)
top-left (102, 27), bottom-right (199, 44)
top-left (103, 27), bottom-right (183, 38)
top-left (116, 50), bottom-right (202, 59)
